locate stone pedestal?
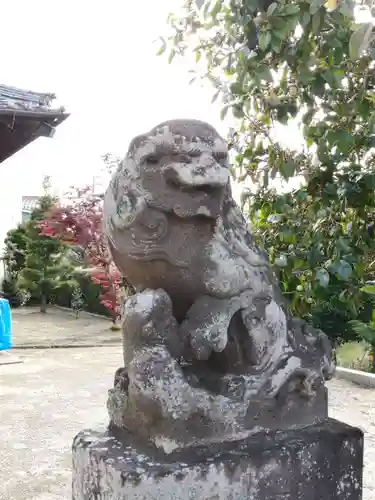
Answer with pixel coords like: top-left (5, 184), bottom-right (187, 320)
top-left (72, 418), bottom-right (363, 500)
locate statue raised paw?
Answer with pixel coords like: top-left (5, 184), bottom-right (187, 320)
top-left (103, 119), bottom-right (335, 452)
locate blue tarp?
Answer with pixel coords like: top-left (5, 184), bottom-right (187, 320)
top-left (0, 298), bottom-right (12, 350)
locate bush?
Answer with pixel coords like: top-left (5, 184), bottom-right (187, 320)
top-left (1, 278), bottom-right (22, 308)
top-left (336, 341), bottom-right (371, 372)
top-left (52, 275), bottom-right (111, 318)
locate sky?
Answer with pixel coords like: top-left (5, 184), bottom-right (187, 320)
top-left (0, 0), bottom-right (232, 244)
top-left (1, 0), bottom-right (231, 194)
top-left (5, 0), bottom-right (366, 244)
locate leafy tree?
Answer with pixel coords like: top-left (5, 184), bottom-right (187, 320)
top-left (17, 195), bottom-right (78, 313)
top-left (30, 194), bottom-right (57, 222)
top-left (3, 224), bottom-right (29, 278)
top-left (2, 224), bottom-right (30, 307)
top-left (0, 278), bottom-right (23, 307)
top-left (3, 192), bottom-right (58, 280)
top-left (163, 0), bottom-right (375, 341)
top-left (41, 183), bottom-right (131, 325)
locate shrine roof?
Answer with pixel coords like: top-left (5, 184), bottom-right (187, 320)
top-left (0, 84), bottom-right (69, 163)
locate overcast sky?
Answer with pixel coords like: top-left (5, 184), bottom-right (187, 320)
top-left (0, 0), bottom-right (230, 243)
top-left (3, 1), bottom-right (232, 191)
top-left (5, 0), bottom-right (353, 245)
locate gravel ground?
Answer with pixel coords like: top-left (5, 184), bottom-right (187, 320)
top-left (11, 307), bottom-right (121, 348)
top-left (0, 344), bottom-right (374, 499)
top-left (0, 347), bottom-right (122, 500)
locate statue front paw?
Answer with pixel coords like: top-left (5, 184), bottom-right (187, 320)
top-left (122, 288), bottom-right (183, 364)
top-left (181, 295), bottom-right (239, 360)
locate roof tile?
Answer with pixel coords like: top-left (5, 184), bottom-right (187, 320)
top-left (0, 84), bottom-right (65, 114)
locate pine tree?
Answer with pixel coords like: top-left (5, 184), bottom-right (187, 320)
top-left (17, 195), bottom-right (78, 313)
top-left (3, 224), bottom-right (29, 278)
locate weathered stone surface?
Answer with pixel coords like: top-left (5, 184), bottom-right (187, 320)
top-left (72, 419), bottom-right (363, 500)
top-left (101, 119), bottom-right (335, 451)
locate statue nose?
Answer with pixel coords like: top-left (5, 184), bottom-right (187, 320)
top-left (163, 161), bottom-right (228, 191)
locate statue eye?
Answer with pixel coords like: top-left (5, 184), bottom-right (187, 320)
top-left (146, 155), bottom-right (159, 164)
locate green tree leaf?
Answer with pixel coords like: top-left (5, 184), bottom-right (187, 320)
top-left (259, 31), bottom-right (271, 51)
top-left (211, 0), bottom-right (223, 19)
top-left (275, 254), bottom-right (288, 267)
top-left (156, 37), bottom-right (167, 56)
top-left (361, 284), bottom-right (375, 296)
top-left (267, 2), bottom-right (278, 15)
top-left (255, 64), bottom-right (273, 82)
top-left (280, 160), bottom-right (296, 180)
top-left (312, 11), bottom-right (324, 34)
top-left (316, 268), bottom-right (330, 288)
top-left (233, 104), bottom-right (245, 119)
top-left (350, 319), bottom-right (375, 343)
top-left (220, 103), bottom-right (231, 120)
top-left (281, 4), bottom-right (300, 16)
top-left (349, 23), bottom-right (373, 60)
top-left (168, 49), bottom-right (176, 64)
top-left (336, 260), bottom-right (353, 281)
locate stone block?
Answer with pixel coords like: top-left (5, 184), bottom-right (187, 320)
top-left (72, 418), bottom-right (363, 499)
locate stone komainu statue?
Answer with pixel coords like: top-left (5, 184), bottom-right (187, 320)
top-left (103, 119), bottom-right (335, 452)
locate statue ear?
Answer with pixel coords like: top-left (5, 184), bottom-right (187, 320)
top-left (128, 134), bottom-right (148, 156)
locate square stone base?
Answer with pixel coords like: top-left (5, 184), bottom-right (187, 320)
top-left (72, 418), bottom-right (363, 499)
